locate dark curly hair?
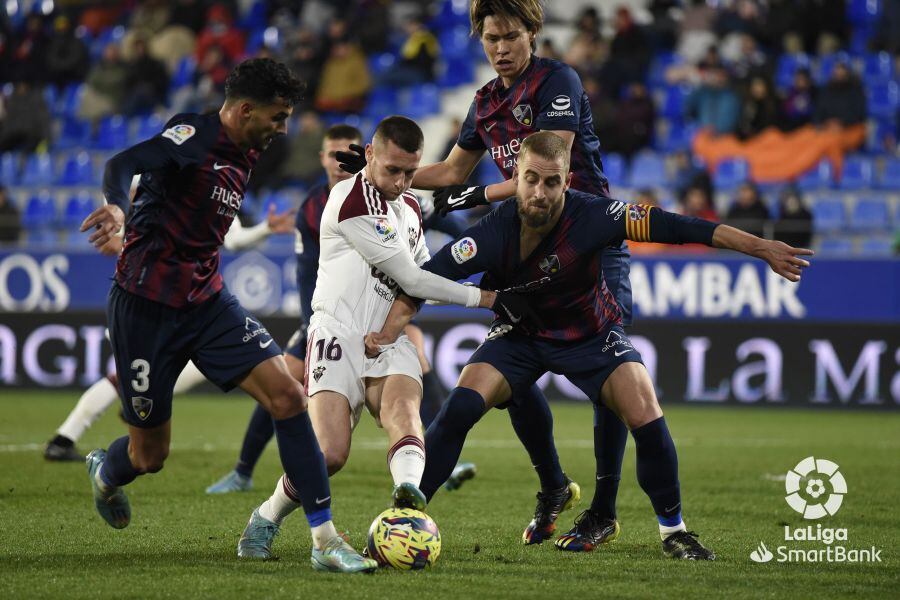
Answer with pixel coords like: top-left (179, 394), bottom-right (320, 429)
top-left (224, 58), bottom-right (305, 106)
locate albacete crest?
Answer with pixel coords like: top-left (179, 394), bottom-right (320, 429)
top-left (313, 365), bottom-right (326, 382)
top-left (512, 104), bottom-right (534, 127)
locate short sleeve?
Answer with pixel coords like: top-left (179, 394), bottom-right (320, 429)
top-left (457, 99), bottom-right (487, 151)
top-left (534, 65), bottom-right (583, 133)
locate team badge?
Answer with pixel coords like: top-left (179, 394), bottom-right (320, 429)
top-left (628, 204), bottom-right (647, 221)
top-left (512, 104), bottom-right (533, 127)
top-left (539, 255), bottom-right (560, 274)
top-left (451, 237), bottom-right (477, 264)
top-left (161, 124), bottom-right (196, 145)
top-left (131, 396), bottom-right (153, 421)
top-left (313, 366), bottom-right (326, 382)
top-left (408, 226), bottom-right (418, 250)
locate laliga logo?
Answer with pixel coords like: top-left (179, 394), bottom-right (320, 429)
top-left (785, 456), bottom-right (847, 519)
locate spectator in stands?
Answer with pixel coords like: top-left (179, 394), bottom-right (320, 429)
top-left (377, 16), bottom-right (438, 87)
top-left (6, 14), bottom-right (48, 83)
top-left (0, 186), bottom-right (21, 244)
top-left (44, 15), bottom-right (89, 88)
top-left (0, 82), bottom-right (51, 154)
top-left (677, 0), bottom-right (718, 64)
top-left (613, 82), bottom-right (656, 158)
top-left (170, 43), bottom-right (230, 114)
top-left (536, 39), bottom-right (559, 60)
top-left (575, 6), bottom-right (602, 37)
top-left (283, 28), bottom-right (323, 112)
top-left (672, 149), bottom-right (713, 203)
top-left (681, 184), bottom-right (719, 222)
top-left (195, 4), bottom-right (245, 65)
top-left (780, 67), bottom-right (816, 131)
top-left (169, 0), bottom-right (207, 34)
top-left (78, 42), bottom-right (129, 125)
top-left (813, 62), bottom-right (867, 127)
top-left (737, 75), bottom-right (779, 139)
top-left (773, 186), bottom-right (812, 249)
top-left (278, 111), bottom-right (326, 186)
top-left (314, 37), bottom-right (371, 114)
top-left (724, 33), bottom-right (768, 83)
top-left (666, 44), bottom-right (724, 86)
top-left (715, 0), bottom-right (764, 42)
top-left (763, 0), bottom-right (802, 52)
top-left (351, 0), bottom-right (391, 55)
top-left (685, 65), bottom-right (740, 135)
top-left (130, 0), bottom-right (171, 37)
top-left (610, 6), bottom-right (651, 85)
top-left (725, 181), bottom-right (770, 238)
top-left (583, 76), bottom-right (619, 151)
top-left (122, 38), bottom-right (170, 116)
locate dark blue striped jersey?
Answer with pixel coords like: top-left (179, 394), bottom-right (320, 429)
top-left (293, 183), bottom-right (330, 325)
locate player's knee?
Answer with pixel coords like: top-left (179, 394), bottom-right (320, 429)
top-left (621, 393), bottom-right (662, 430)
top-left (438, 388), bottom-right (484, 433)
top-left (321, 446), bottom-right (348, 475)
top-left (266, 381), bottom-right (307, 420)
top-left (132, 447), bottom-right (169, 474)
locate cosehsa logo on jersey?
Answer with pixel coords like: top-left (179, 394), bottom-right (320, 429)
top-left (451, 237), bottom-right (477, 264)
top-left (606, 201), bottom-right (627, 220)
top-left (546, 95), bottom-right (575, 117)
top-left (374, 219), bottom-right (396, 243)
top-left (749, 457), bottom-right (882, 564)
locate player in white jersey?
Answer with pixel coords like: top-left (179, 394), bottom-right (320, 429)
top-left (238, 116), bottom-right (539, 559)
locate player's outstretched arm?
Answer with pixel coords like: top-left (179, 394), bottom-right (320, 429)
top-left (711, 224), bottom-right (813, 282)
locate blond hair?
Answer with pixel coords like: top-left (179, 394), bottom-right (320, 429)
top-left (470, 0), bottom-right (544, 51)
top-left (519, 131), bottom-right (570, 169)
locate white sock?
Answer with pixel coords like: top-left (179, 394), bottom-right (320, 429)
top-left (311, 520), bottom-right (339, 550)
top-left (173, 361), bottom-right (207, 395)
top-left (387, 435), bottom-right (426, 487)
top-left (659, 520), bottom-right (687, 541)
top-left (258, 474), bottom-right (301, 525)
top-left (57, 377), bottom-right (119, 442)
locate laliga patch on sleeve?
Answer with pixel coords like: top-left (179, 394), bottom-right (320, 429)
top-left (373, 218), bottom-right (397, 243)
top-left (161, 124), bottom-right (196, 145)
top-left (451, 237), bottom-right (477, 264)
top-left (606, 200), bottom-right (627, 220)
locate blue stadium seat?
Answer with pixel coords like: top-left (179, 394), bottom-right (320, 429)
top-left (775, 53), bottom-right (811, 89)
top-left (602, 153), bottom-right (625, 186)
top-left (59, 83), bottom-right (85, 117)
top-left (628, 152), bottom-right (667, 187)
top-left (839, 155), bottom-right (874, 189)
top-left (132, 114), bottom-right (165, 144)
top-left (62, 191), bottom-right (96, 230)
top-left (713, 158), bottom-right (749, 190)
top-left (170, 56), bottom-right (197, 90)
top-left (56, 151), bottom-right (96, 186)
top-left (368, 52), bottom-right (396, 77)
top-left (817, 237), bottom-right (853, 255)
top-left (1, 153), bottom-right (19, 185)
top-left (22, 192), bottom-right (58, 230)
top-left (239, 0), bottom-right (268, 32)
top-left (877, 157), bottom-right (900, 189)
top-left (850, 197), bottom-right (890, 231)
top-left (438, 57), bottom-right (475, 87)
top-left (866, 119), bottom-right (895, 154)
top-left (262, 191), bottom-right (295, 215)
top-left (647, 52), bottom-right (680, 87)
top-left (661, 85), bottom-right (689, 120)
top-left (438, 26), bottom-right (478, 60)
top-left (20, 154), bottom-right (56, 186)
top-left (433, 0), bottom-right (471, 28)
top-left (55, 116), bottom-right (91, 150)
top-left (811, 199), bottom-right (846, 233)
top-left (93, 115), bottom-right (129, 151)
top-left (363, 86), bottom-right (398, 120)
top-left (796, 160), bottom-right (833, 190)
top-left (847, 0), bottom-right (881, 26)
top-left (815, 52), bottom-right (851, 85)
top-left (656, 121), bottom-right (695, 152)
top-left (400, 84), bottom-right (441, 119)
top-left (862, 52), bottom-right (895, 83)
top-left (867, 81), bottom-right (899, 119)
top-left (859, 237), bottom-right (894, 256)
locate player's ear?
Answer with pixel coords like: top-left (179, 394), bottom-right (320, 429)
top-left (564, 170), bottom-right (573, 190)
top-left (365, 143), bottom-right (374, 164)
top-left (239, 101), bottom-right (253, 120)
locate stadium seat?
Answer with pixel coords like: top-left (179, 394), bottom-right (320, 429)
top-left (1, 152), bottom-right (20, 185)
top-left (20, 154), bottom-right (56, 186)
top-left (262, 191), bottom-right (295, 215)
top-left (400, 84), bottom-right (441, 119)
top-left (713, 158), bottom-right (749, 190)
top-left (93, 115), bottom-right (129, 151)
top-left (862, 52), bottom-right (895, 84)
top-left (132, 114), bottom-right (165, 144)
top-left (661, 85), bottom-right (689, 120)
top-left (817, 237), bottom-right (853, 255)
top-left (59, 83), bottom-right (85, 117)
top-left (239, 0), bottom-right (268, 32)
top-left (859, 237), bottom-right (894, 256)
top-left (865, 119), bottom-right (895, 154)
top-left (775, 53), bottom-right (811, 89)
top-left (22, 192), bottom-right (58, 231)
top-left (847, 0), bottom-right (881, 26)
top-left (62, 192), bottom-right (96, 230)
top-left (647, 52), bottom-right (680, 87)
top-left (850, 197), bottom-right (890, 231)
top-left (56, 151), bottom-right (96, 186)
top-left (796, 160), bottom-right (834, 190)
top-left (867, 81), bottom-right (899, 119)
top-left (438, 57), bottom-right (475, 87)
top-left (656, 121), bottom-right (695, 152)
top-left (170, 56), bottom-right (197, 90)
top-left (876, 158), bottom-right (900, 189)
top-left (811, 199), bottom-right (846, 233)
top-left (363, 86), bottom-right (398, 120)
top-left (601, 153), bottom-right (625, 187)
top-left (438, 26), bottom-right (478, 60)
top-left (433, 0), bottom-right (470, 28)
top-left (628, 152), bottom-right (667, 187)
top-left (815, 52), bottom-right (851, 85)
top-left (55, 116), bottom-right (91, 150)
top-left (368, 53), bottom-right (396, 77)
top-left (839, 155), bottom-right (874, 189)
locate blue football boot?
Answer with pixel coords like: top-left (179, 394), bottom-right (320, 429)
top-left (85, 449), bottom-right (131, 529)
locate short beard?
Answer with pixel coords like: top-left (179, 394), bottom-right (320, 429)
top-left (517, 202), bottom-right (555, 228)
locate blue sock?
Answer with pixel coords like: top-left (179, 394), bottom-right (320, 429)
top-left (631, 416), bottom-right (682, 526)
top-left (235, 404), bottom-right (274, 477)
top-left (508, 385), bottom-right (566, 491)
top-left (420, 387), bottom-right (485, 501)
top-left (99, 435), bottom-right (140, 488)
top-left (589, 403), bottom-right (628, 519)
top-left (272, 411), bottom-right (331, 520)
top-left (419, 370), bottom-right (445, 429)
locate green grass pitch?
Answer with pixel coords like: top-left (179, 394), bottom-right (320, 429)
top-left (1, 392), bottom-right (897, 599)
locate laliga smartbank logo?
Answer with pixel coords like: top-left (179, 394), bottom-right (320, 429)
top-left (750, 457), bottom-right (882, 564)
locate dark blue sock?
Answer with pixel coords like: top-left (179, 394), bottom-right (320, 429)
top-left (589, 403), bottom-right (628, 519)
top-left (420, 387), bottom-right (485, 501)
top-left (508, 385), bottom-right (566, 491)
top-left (235, 404), bottom-right (274, 477)
top-left (419, 370), bottom-right (445, 429)
top-left (632, 416), bottom-right (682, 526)
top-left (99, 435), bottom-right (140, 488)
top-left (272, 411), bottom-right (331, 521)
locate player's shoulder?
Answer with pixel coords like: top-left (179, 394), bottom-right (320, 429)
top-left (301, 182), bottom-right (330, 208)
top-left (533, 57), bottom-right (582, 89)
top-left (330, 173), bottom-right (389, 222)
top-left (159, 112), bottom-right (217, 147)
top-left (400, 190), bottom-right (423, 223)
top-left (569, 190), bottom-right (626, 219)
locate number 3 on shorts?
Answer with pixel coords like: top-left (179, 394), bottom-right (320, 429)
top-left (131, 358), bottom-right (150, 392)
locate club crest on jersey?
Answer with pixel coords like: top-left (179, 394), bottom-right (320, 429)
top-left (312, 366), bottom-right (326, 382)
top-left (512, 104), bottom-right (534, 127)
top-left (374, 218), bottom-right (396, 242)
top-left (628, 204), bottom-right (648, 221)
top-left (408, 226), bottom-right (418, 250)
top-left (161, 124), bottom-right (196, 145)
top-left (131, 396), bottom-right (153, 421)
top-left (539, 254), bottom-right (560, 274)
top-left (451, 237), bottom-right (477, 264)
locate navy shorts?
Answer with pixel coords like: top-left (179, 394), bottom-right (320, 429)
top-left (107, 284), bottom-right (282, 428)
top-left (601, 242), bottom-right (632, 327)
top-left (284, 326), bottom-right (308, 361)
top-left (470, 323), bottom-right (643, 405)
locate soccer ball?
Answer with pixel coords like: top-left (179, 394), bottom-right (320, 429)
top-left (366, 507), bottom-right (441, 570)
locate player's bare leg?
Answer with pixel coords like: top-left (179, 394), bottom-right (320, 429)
top-left (284, 353), bottom-right (306, 383)
top-left (367, 374), bottom-right (427, 510)
top-left (237, 356), bottom-right (375, 571)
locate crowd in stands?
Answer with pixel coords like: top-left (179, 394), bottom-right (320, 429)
top-left (0, 0), bottom-right (896, 255)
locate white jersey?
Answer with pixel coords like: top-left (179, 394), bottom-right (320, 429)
top-left (311, 172), bottom-right (429, 335)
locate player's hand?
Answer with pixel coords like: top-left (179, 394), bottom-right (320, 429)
top-left (491, 290), bottom-right (545, 330)
top-left (757, 240), bottom-right (814, 282)
top-left (335, 143), bottom-right (366, 174)
top-left (98, 234), bottom-right (124, 256)
top-left (266, 203), bottom-right (296, 234)
top-left (80, 204), bottom-right (125, 251)
top-left (364, 331), bottom-right (397, 358)
top-left (433, 185), bottom-right (488, 216)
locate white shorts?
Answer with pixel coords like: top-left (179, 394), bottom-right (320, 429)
top-left (305, 314), bottom-right (422, 429)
